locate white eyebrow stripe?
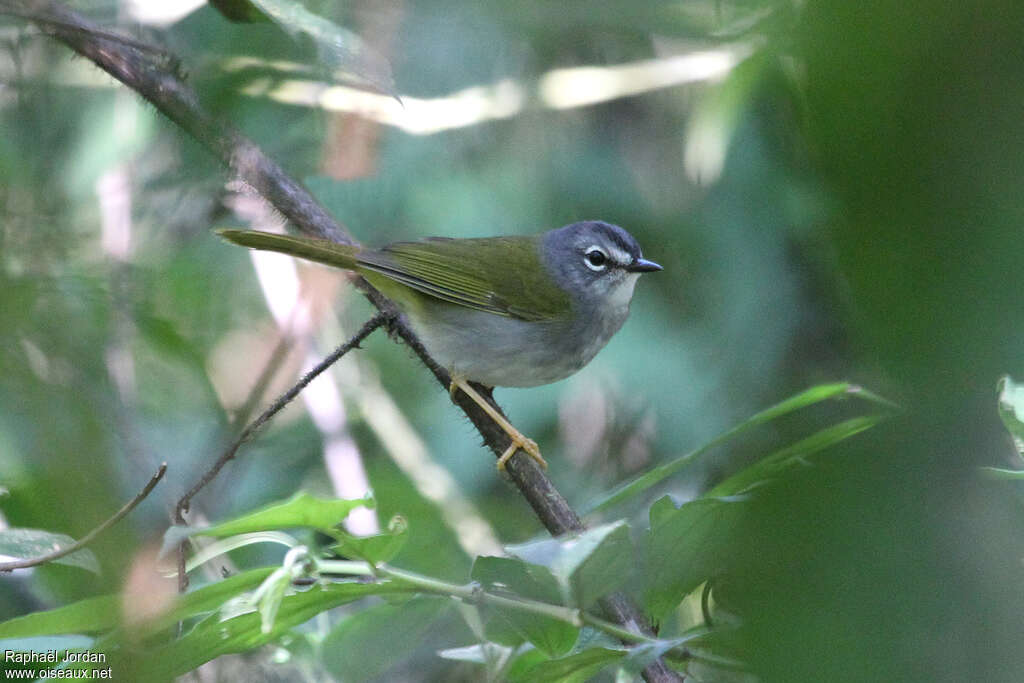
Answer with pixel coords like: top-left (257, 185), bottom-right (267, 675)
top-left (606, 245), bottom-right (631, 265)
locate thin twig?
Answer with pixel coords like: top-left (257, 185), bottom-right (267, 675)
top-left (173, 312), bottom-right (387, 589)
top-left (0, 463), bottom-right (168, 572)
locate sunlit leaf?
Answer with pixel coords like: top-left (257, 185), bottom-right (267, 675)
top-left (163, 492), bottom-right (373, 553)
top-left (438, 642), bottom-right (512, 664)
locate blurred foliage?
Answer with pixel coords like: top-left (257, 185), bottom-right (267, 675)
top-left (2, 0), bottom-right (1024, 681)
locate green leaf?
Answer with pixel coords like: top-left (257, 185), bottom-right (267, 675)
top-left (321, 596), bottom-right (451, 681)
top-left (518, 646), bottom-right (627, 683)
top-left (0, 529), bottom-right (99, 573)
top-left (706, 415), bottom-right (883, 497)
top-left (0, 595), bottom-right (119, 638)
top-left (155, 567), bottom-right (277, 633)
top-left (644, 497), bottom-right (745, 621)
top-left (505, 647), bottom-right (553, 682)
top-left (135, 580), bottom-right (412, 679)
top-left (0, 567), bottom-right (276, 641)
top-left (640, 415), bottom-right (883, 620)
top-left (648, 495), bottom-right (678, 527)
top-left (472, 556), bottom-right (577, 657)
top-left (553, 522), bottom-right (633, 609)
top-left (507, 521), bottom-right (633, 609)
top-left (165, 492), bottom-right (373, 548)
top-left (588, 383), bottom-right (892, 513)
top-left (997, 376), bottom-right (1024, 457)
top-left (331, 515), bottom-right (408, 564)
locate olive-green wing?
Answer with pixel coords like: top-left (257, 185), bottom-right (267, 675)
top-left (356, 236), bottom-right (569, 322)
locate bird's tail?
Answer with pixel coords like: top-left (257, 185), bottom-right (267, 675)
top-left (216, 229), bottom-right (361, 270)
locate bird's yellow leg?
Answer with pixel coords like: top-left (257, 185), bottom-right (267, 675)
top-left (449, 375), bottom-right (547, 471)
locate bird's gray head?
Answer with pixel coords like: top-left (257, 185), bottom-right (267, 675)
top-left (542, 221), bottom-right (662, 311)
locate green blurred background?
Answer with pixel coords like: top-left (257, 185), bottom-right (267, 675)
top-left (2, 0), bottom-right (1024, 680)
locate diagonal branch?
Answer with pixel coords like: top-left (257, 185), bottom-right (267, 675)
top-left (5, 4), bottom-right (681, 680)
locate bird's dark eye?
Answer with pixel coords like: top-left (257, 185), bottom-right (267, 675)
top-left (584, 247), bottom-right (608, 271)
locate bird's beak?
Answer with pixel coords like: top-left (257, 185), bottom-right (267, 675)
top-left (626, 258), bottom-right (663, 273)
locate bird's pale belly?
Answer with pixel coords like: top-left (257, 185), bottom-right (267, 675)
top-left (406, 302), bottom-right (627, 388)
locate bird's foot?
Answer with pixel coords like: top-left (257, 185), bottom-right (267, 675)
top-left (496, 432), bottom-right (546, 472)
top-left (448, 375), bottom-right (547, 471)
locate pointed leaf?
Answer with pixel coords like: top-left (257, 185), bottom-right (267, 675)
top-left (589, 383), bottom-right (891, 513)
top-left (707, 415), bottom-right (883, 497)
top-left (165, 492), bottom-right (373, 547)
top-left (648, 495), bottom-right (678, 527)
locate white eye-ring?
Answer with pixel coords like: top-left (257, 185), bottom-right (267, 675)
top-left (584, 246), bottom-right (609, 271)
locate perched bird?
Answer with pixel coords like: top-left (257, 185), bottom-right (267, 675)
top-left (218, 220), bottom-right (661, 470)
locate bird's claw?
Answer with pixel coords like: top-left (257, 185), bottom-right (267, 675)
top-left (497, 433), bottom-right (547, 472)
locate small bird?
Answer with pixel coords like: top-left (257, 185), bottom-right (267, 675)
top-left (218, 220), bottom-right (661, 471)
